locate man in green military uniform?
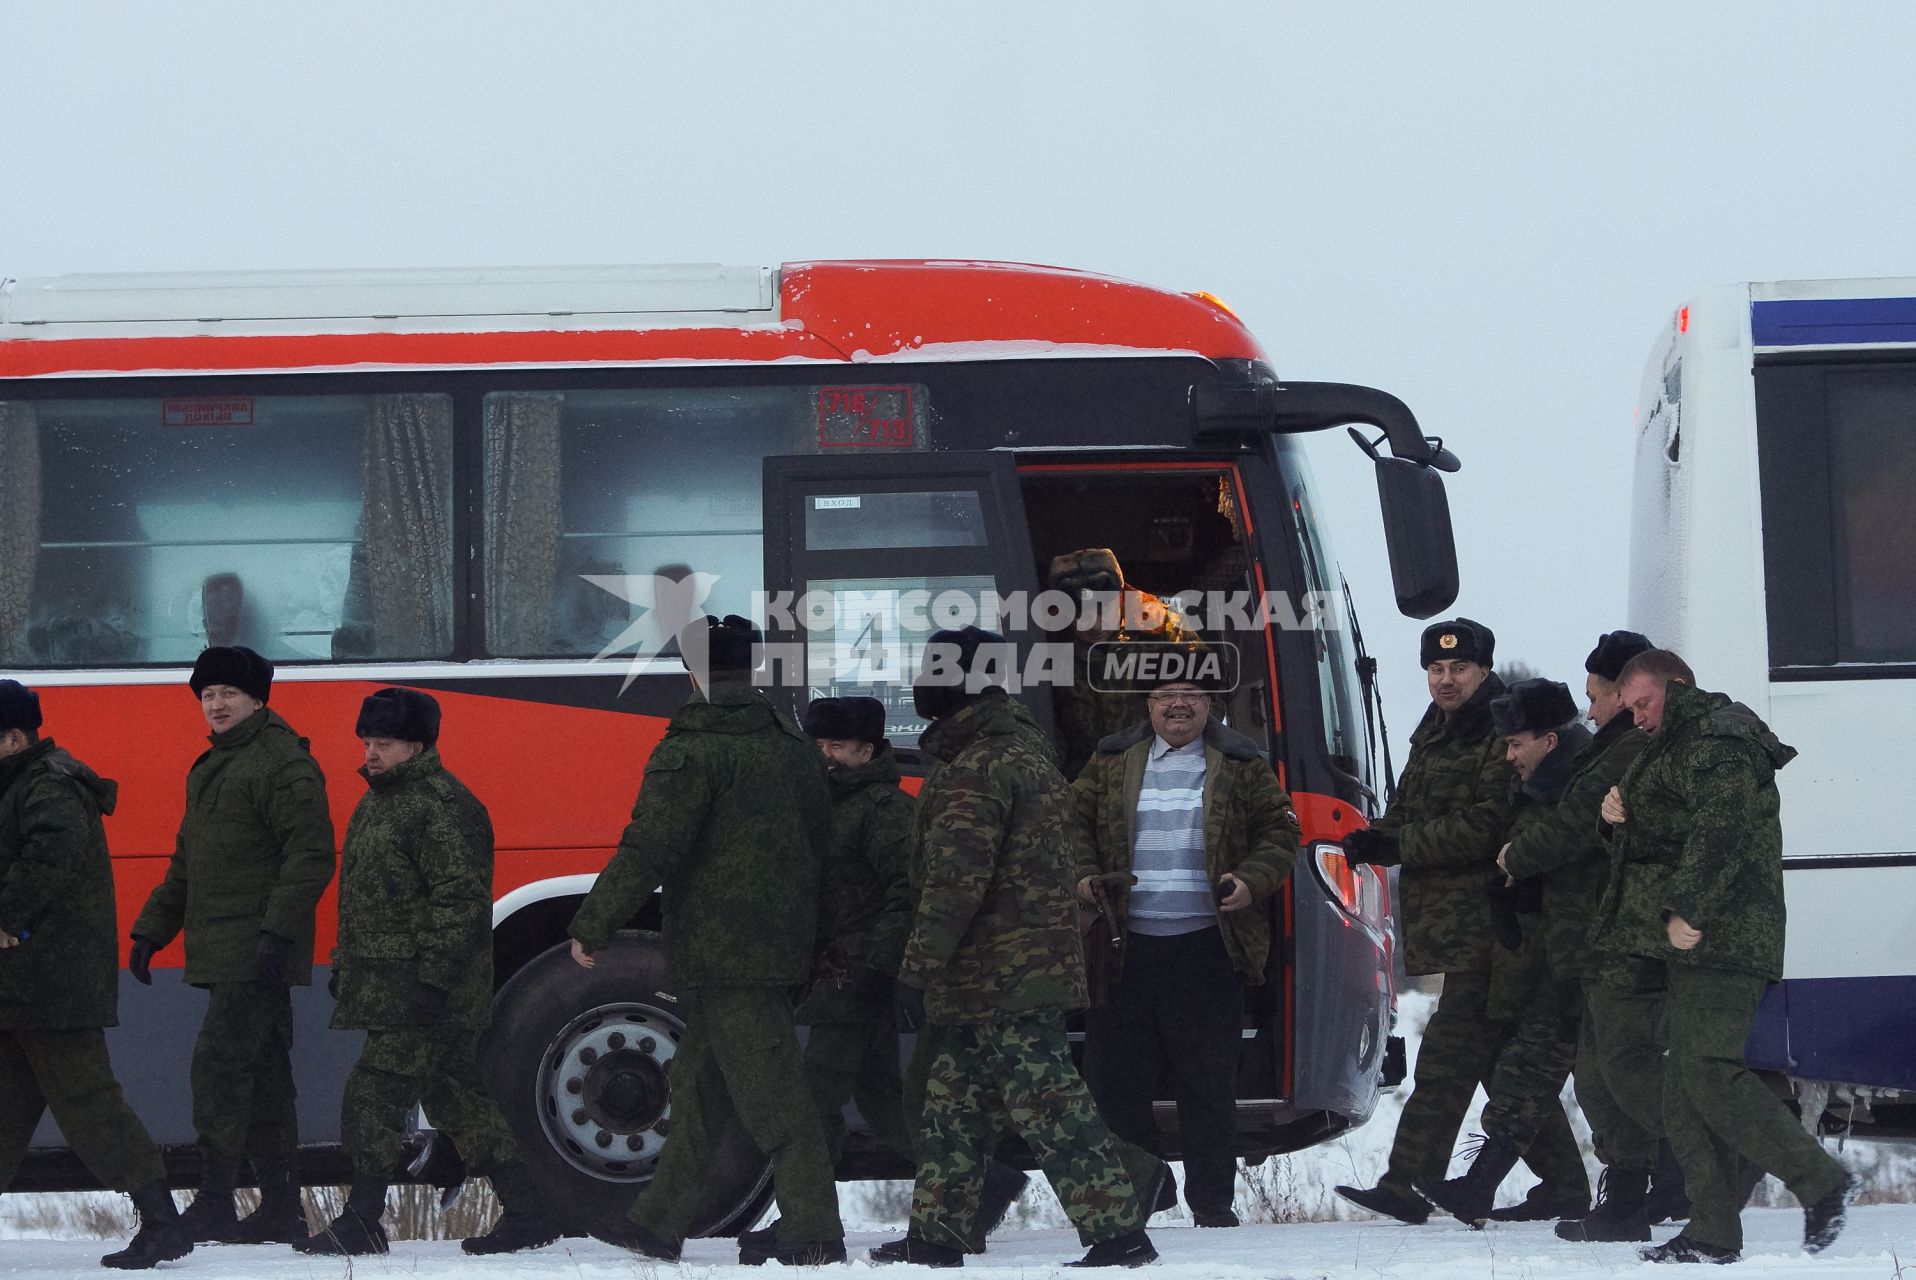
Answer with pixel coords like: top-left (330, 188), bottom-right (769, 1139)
top-left (1417, 678), bottom-right (1594, 1224)
top-left (876, 626), bottom-right (1155, 1269)
top-left (129, 646), bottom-right (336, 1244)
top-left (1601, 650), bottom-right (1855, 1264)
top-left (1533, 630), bottom-right (1676, 1243)
top-left (1338, 618), bottom-right (1582, 1223)
top-left (0, 681), bottom-right (192, 1270)
top-left (569, 616), bottom-right (843, 1267)
top-left (739, 695), bottom-right (916, 1255)
top-left (295, 688), bottom-right (558, 1256)
top-left (1073, 657), bottom-right (1298, 1229)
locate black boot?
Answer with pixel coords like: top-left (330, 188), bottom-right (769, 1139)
top-left (1645, 1140), bottom-right (1691, 1224)
top-left (976, 1163), bottom-right (1031, 1237)
top-left (101, 1182), bottom-right (194, 1270)
top-left (175, 1156), bottom-right (240, 1243)
top-left (869, 1235), bottom-right (964, 1267)
top-left (223, 1157), bottom-right (308, 1245)
top-left (589, 1217), bottom-right (681, 1261)
top-left (1556, 1167), bottom-right (1651, 1242)
top-left (292, 1177), bottom-right (389, 1255)
top-left (1066, 1228), bottom-right (1158, 1268)
top-left (1414, 1136), bottom-right (1522, 1227)
top-left (1335, 1181), bottom-right (1431, 1224)
top-left (740, 1235), bottom-right (848, 1266)
top-left (1639, 1233), bottom-right (1738, 1264)
top-left (463, 1161), bottom-right (563, 1255)
top-left (1486, 1181), bottom-right (1590, 1222)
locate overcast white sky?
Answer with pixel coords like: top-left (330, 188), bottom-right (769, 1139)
top-left (6, 1), bottom-right (1914, 754)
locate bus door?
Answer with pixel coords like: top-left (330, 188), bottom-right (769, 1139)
top-left (761, 451), bottom-right (1050, 769)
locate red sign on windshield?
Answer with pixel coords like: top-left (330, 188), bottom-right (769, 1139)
top-left (163, 397), bottom-right (255, 427)
top-left (818, 386), bottom-right (914, 447)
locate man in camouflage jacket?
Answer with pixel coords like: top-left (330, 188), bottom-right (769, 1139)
top-left (739, 697), bottom-right (915, 1256)
top-left (1600, 652), bottom-right (1853, 1265)
top-left (1337, 618), bottom-right (1523, 1224)
top-left (880, 626), bottom-right (1154, 1270)
top-left (0, 681), bottom-right (191, 1270)
top-left (1072, 665), bottom-right (1297, 1228)
top-left (1417, 678), bottom-right (1594, 1225)
top-left (568, 617), bottom-right (843, 1267)
top-left (129, 646), bottom-right (336, 1243)
top-left (296, 689), bottom-right (557, 1257)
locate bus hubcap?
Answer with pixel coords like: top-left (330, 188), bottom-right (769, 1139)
top-left (538, 1004), bottom-right (682, 1181)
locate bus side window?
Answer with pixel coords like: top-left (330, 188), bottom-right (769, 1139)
top-left (0, 394), bottom-right (455, 667)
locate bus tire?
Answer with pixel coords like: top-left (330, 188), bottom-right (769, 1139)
top-left (481, 929), bottom-right (775, 1239)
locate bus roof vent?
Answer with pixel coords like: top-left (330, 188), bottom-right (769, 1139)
top-left (0, 264), bottom-right (777, 328)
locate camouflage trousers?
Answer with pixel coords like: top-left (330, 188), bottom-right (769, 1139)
top-left (803, 1012), bottom-right (913, 1169)
top-left (1479, 970), bottom-right (1590, 1202)
top-left (342, 1026), bottom-right (519, 1177)
top-left (0, 1028), bottom-right (164, 1193)
top-left (192, 981), bottom-right (297, 1161)
top-left (1664, 966), bottom-right (1847, 1252)
top-left (1577, 967), bottom-right (1666, 1174)
top-left (910, 1015), bottom-right (1140, 1251)
top-left (1379, 972), bottom-right (1585, 1197)
top-left (628, 986), bottom-right (842, 1246)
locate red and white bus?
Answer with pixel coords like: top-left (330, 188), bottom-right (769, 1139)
top-left (0, 260), bottom-right (1458, 1233)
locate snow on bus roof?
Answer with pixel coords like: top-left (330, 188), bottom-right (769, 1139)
top-left (0, 260), bottom-right (1265, 378)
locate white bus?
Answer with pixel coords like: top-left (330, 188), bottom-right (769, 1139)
top-left (1629, 277), bottom-right (1916, 1136)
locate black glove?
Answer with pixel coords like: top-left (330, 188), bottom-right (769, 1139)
top-left (893, 982), bottom-right (927, 1032)
top-left (410, 981), bottom-right (451, 1023)
top-left (127, 935), bottom-right (158, 986)
top-left (327, 966), bottom-right (342, 1001)
top-left (1343, 826), bottom-right (1399, 865)
top-left (1485, 866), bottom-right (1524, 952)
top-left (253, 931), bottom-right (292, 985)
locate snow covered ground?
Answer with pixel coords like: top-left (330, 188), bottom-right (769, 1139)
top-left (3, 1209), bottom-right (1913, 1279)
top-left (8, 994), bottom-right (1914, 1276)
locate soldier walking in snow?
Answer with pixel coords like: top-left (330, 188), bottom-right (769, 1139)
top-left (295, 688), bottom-right (558, 1256)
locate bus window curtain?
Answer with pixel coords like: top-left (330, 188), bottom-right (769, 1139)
top-left (361, 395), bottom-right (454, 658)
top-left (482, 393), bottom-right (564, 656)
top-left (0, 403), bottom-right (41, 662)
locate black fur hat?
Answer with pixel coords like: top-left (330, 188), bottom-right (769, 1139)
top-left (803, 696), bottom-right (886, 744)
top-left (1419, 617), bottom-right (1494, 669)
top-left (0, 680), bottom-right (42, 736)
top-left (189, 646), bottom-right (273, 704)
top-left (355, 687), bottom-right (442, 746)
top-left (680, 614), bottom-right (760, 678)
top-left (1586, 630), bottom-right (1654, 683)
top-left (1491, 678), bottom-right (1581, 737)
top-left (912, 625), bottom-right (1008, 722)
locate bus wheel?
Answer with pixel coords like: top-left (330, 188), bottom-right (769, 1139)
top-left (482, 930), bottom-right (775, 1239)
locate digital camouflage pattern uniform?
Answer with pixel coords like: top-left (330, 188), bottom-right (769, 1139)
top-left (1476, 721), bottom-right (1592, 1205)
top-left (794, 742), bottom-right (916, 1170)
top-left (1503, 708), bottom-right (1653, 1177)
top-left (569, 681), bottom-right (840, 1249)
top-left (330, 748), bottom-right (517, 1177)
top-left (900, 688), bottom-right (1141, 1253)
top-left (1600, 681), bottom-right (1845, 1253)
top-left (1363, 674), bottom-right (1530, 1198)
top-left (0, 740), bottom-right (167, 1195)
top-left (132, 707), bottom-right (335, 1164)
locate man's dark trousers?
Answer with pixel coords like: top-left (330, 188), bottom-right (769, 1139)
top-left (1084, 926), bottom-right (1242, 1214)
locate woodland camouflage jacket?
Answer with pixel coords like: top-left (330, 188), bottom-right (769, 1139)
top-left (1370, 674), bottom-right (1513, 975)
top-left (0, 741), bottom-right (120, 1030)
top-left (331, 749), bottom-right (495, 1030)
top-left (1592, 681), bottom-right (1795, 981)
top-left (900, 689), bottom-right (1088, 1024)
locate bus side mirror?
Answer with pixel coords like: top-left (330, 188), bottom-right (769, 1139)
top-left (1373, 457), bottom-right (1459, 619)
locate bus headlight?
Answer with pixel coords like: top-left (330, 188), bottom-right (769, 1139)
top-left (1312, 841), bottom-right (1389, 935)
